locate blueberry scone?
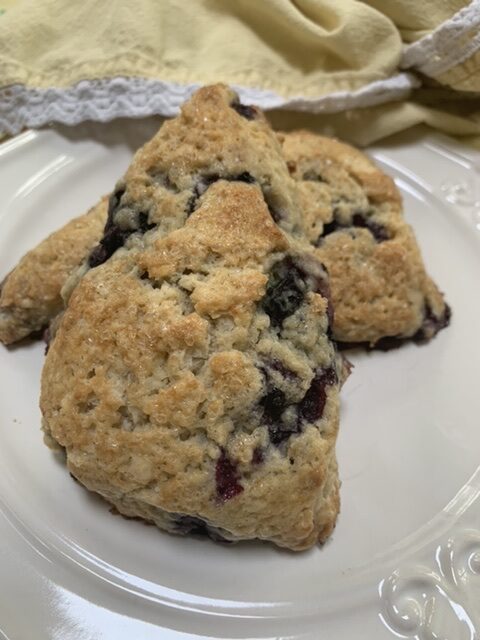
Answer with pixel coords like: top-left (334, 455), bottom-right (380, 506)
top-left (2, 131), bottom-right (450, 350)
top-left (40, 85), bottom-right (343, 551)
top-left (0, 198), bottom-right (107, 344)
top-left (279, 131), bottom-right (450, 347)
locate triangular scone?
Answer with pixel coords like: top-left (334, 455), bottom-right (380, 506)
top-left (279, 131), bottom-right (450, 347)
top-left (0, 198), bottom-right (106, 344)
top-left (40, 85), bottom-right (343, 551)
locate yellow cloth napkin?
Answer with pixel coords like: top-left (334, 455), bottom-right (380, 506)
top-left (362, 0), bottom-right (469, 42)
top-left (0, 0), bottom-right (403, 93)
top-left (0, 0), bottom-right (479, 145)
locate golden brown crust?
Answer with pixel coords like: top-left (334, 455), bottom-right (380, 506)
top-left (0, 198), bottom-right (107, 344)
top-left (41, 85), bottom-right (342, 551)
top-left (279, 130), bottom-right (449, 345)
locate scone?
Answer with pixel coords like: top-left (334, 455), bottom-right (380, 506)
top-left (1, 131), bottom-right (450, 350)
top-left (0, 198), bottom-right (107, 344)
top-left (40, 85), bottom-right (343, 551)
top-left (279, 131), bottom-right (450, 347)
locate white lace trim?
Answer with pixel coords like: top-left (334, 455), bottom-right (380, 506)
top-left (0, 73), bottom-right (418, 136)
top-left (401, 0), bottom-right (480, 77)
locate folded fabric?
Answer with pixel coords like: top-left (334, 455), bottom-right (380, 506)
top-left (0, 0), bottom-right (479, 144)
top-left (362, 0), bottom-right (470, 43)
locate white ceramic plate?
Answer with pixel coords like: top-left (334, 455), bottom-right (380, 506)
top-left (0, 121), bottom-right (479, 640)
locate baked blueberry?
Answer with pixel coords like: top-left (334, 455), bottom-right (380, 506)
top-left (298, 367), bottom-right (337, 424)
top-left (231, 101), bottom-right (257, 120)
top-left (215, 450), bottom-right (243, 502)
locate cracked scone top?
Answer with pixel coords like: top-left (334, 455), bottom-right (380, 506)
top-left (279, 131), bottom-right (450, 347)
top-left (40, 85), bottom-right (343, 551)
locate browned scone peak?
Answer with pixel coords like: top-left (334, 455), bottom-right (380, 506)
top-left (40, 84), bottom-right (343, 551)
top-left (69, 87), bottom-right (307, 298)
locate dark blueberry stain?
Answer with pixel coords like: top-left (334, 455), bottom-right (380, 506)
top-left (259, 364), bottom-right (295, 445)
top-left (231, 101), bottom-right (257, 120)
top-left (235, 171), bottom-right (256, 184)
top-left (252, 447), bottom-right (264, 465)
top-left (138, 212), bottom-right (156, 234)
top-left (413, 303), bottom-right (451, 342)
top-left (298, 367), bottom-right (337, 424)
top-left (173, 515), bottom-right (231, 543)
top-left (260, 365), bottom-right (338, 446)
top-left (351, 213), bottom-right (390, 242)
top-left (215, 449), bottom-right (243, 502)
top-left (373, 336), bottom-right (406, 351)
top-left (261, 257), bottom-right (307, 328)
top-left (318, 211), bottom-right (389, 244)
top-left (172, 514), bottom-right (204, 535)
top-left (88, 189), bottom-right (155, 268)
top-left (261, 256), bottom-right (333, 329)
top-left (88, 225), bottom-right (130, 268)
top-left (320, 219), bottom-right (341, 237)
top-left (89, 188), bottom-right (128, 267)
top-left (261, 388), bottom-right (287, 425)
